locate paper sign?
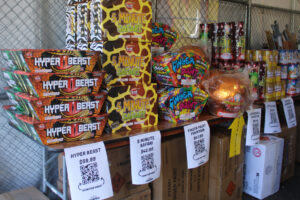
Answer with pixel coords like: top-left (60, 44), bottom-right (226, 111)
top-left (281, 97), bottom-right (297, 128)
top-left (229, 116), bottom-right (245, 158)
top-left (130, 131), bottom-right (161, 185)
top-left (264, 101), bottom-right (281, 134)
top-left (64, 142), bottom-right (113, 200)
top-left (246, 108), bottom-right (262, 146)
top-left (184, 121), bottom-right (210, 169)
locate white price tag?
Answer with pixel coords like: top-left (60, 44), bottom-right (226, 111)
top-left (281, 97), bottom-right (297, 128)
top-left (184, 121), bottom-right (210, 169)
top-left (130, 131), bottom-right (161, 185)
top-left (264, 102), bottom-right (281, 134)
top-left (64, 142), bottom-right (113, 200)
top-left (246, 108), bottom-right (261, 146)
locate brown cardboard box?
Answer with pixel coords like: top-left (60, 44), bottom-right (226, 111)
top-left (0, 187), bottom-right (49, 200)
top-left (275, 125), bottom-right (297, 182)
top-left (57, 145), bottom-right (149, 200)
top-left (209, 127), bottom-right (244, 200)
top-left (125, 188), bottom-right (151, 200)
top-left (152, 136), bottom-right (209, 200)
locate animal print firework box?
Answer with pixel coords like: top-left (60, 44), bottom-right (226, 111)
top-left (102, 38), bottom-right (151, 86)
top-left (158, 86), bottom-right (208, 123)
top-left (0, 49), bottom-right (100, 73)
top-left (15, 113), bottom-right (107, 145)
top-left (106, 83), bottom-right (158, 133)
top-left (100, 0), bottom-right (152, 42)
top-left (12, 91), bottom-right (106, 121)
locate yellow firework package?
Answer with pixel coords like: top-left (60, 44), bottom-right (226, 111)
top-left (106, 83), bottom-right (158, 133)
top-left (102, 39), bottom-right (151, 86)
top-left (101, 0), bottom-right (152, 42)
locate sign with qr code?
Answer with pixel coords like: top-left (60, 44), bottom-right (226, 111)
top-left (246, 108), bottom-right (261, 146)
top-left (264, 102), bottom-right (281, 134)
top-left (281, 97), bottom-right (297, 128)
top-left (184, 121), bottom-right (210, 169)
top-left (130, 131), bottom-right (161, 185)
top-left (64, 142), bottom-right (113, 200)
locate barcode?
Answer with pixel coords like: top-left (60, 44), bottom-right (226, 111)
top-left (252, 119), bottom-right (260, 136)
top-left (141, 153), bottom-right (154, 171)
top-left (194, 138), bottom-right (205, 155)
top-left (270, 109), bottom-right (278, 124)
top-left (80, 162), bottom-right (100, 185)
top-left (288, 107), bottom-right (295, 120)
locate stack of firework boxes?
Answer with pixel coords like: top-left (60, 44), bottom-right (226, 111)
top-left (66, 0), bottom-right (158, 133)
top-left (1, 49), bottom-right (107, 145)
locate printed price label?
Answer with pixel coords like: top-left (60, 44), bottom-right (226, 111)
top-left (184, 121), bottom-right (210, 169)
top-left (64, 142), bottom-right (113, 200)
top-left (130, 131), bottom-right (161, 185)
top-left (246, 108), bottom-right (262, 146)
top-left (264, 102), bottom-right (281, 134)
top-left (281, 97), bottom-right (297, 128)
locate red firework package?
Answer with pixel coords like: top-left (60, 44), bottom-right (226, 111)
top-left (218, 22), bottom-right (235, 61)
top-left (15, 114), bottom-right (107, 145)
top-left (11, 71), bottom-right (104, 98)
top-left (152, 45), bottom-right (210, 87)
top-left (1, 49), bottom-right (100, 73)
top-left (202, 69), bottom-right (252, 118)
top-left (152, 22), bottom-right (178, 52)
top-left (14, 91), bottom-right (106, 121)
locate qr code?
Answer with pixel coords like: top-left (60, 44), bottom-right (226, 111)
top-left (252, 119), bottom-right (260, 136)
top-left (270, 109), bottom-right (278, 124)
top-left (141, 153), bottom-right (154, 171)
top-left (194, 138), bottom-right (205, 155)
top-left (80, 162), bottom-right (100, 185)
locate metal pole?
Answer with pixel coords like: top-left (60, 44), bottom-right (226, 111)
top-left (63, 155), bottom-right (68, 200)
top-left (246, 0), bottom-right (252, 49)
top-left (42, 147), bottom-right (47, 193)
top-left (291, 0), bottom-right (296, 32)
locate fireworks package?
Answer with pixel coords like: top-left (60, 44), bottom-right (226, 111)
top-left (158, 86), bottom-right (208, 123)
top-left (1, 49), bottom-right (100, 73)
top-left (11, 91), bottom-right (106, 121)
top-left (2, 70), bottom-right (104, 98)
top-left (152, 45), bottom-right (210, 87)
top-left (102, 38), bottom-right (151, 86)
top-left (77, 3), bottom-right (90, 50)
top-left (105, 83), bottom-right (158, 133)
top-left (66, 6), bottom-right (77, 50)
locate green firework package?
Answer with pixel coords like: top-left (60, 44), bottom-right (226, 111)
top-left (102, 39), bottom-right (151, 86)
top-left (0, 49), bottom-right (100, 73)
top-left (106, 83), bottom-right (158, 133)
top-left (12, 113), bottom-right (107, 145)
top-left (2, 70), bottom-right (104, 98)
top-left (10, 91), bottom-right (106, 121)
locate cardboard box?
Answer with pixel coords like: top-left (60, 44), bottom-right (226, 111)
top-left (152, 136), bottom-right (209, 200)
top-left (244, 136), bottom-right (284, 199)
top-left (275, 125), bottom-right (297, 182)
top-left (124, 188), bottom-right (151, 200)
top-left (57, 146), bottom-right (149, 199)
top-left (208, 128), bottom-right (244, 200)
top-left (0, 187), bottom-right (49, 200)
top-left (296, 104), bottom-right (300, 163)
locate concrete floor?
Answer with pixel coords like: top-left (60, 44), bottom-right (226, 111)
top-left (244, 164), bottom-right (300, 200)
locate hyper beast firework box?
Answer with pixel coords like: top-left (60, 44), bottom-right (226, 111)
top-left (106, 83), bottom-right (158, 133)
top-left (101, 0), bottom-right (152, 42)
top-left (158, 87), bottom-right (208, 123)
top-left (102, 39), bottom-right (151, 86)
top-left (15, 114), bottom-right (107, 145)
top-left (13, 91), bottom-right (106, 121)
top-left (1, 49), bottom-right (100, 73)
top-left (6, 71), bottom-right (104, 98)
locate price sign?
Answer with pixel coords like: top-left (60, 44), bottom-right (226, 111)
top-left (264, 101), bottom-right (281, 134)
top-left (281, 97), bottom-right (297, 128)
top-left (184, 121), bottom-right (210, 169)
top-left (130, 131), bottom-right (161, 185)
top-left (246, 108), bottom-right (262, 146)
top-left (64, 142), bottom-right (113, 200)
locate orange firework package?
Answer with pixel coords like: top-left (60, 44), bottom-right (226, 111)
top-left (105, 83), bottom-right (158, 133)
top-left (15, 114), bottom-right (107, 145)
top-left (1, 49), bottom-right (100, 73)
top-left (13, 91), bottom-right (106, 121)
top-left (9, 71), bottom-right (104, 98)
top-left (102, 39), bottom-right (151, 86)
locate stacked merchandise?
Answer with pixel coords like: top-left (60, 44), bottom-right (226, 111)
top-left (200, 21), bottom-right (246, 71)
top-left (1, 50), bottom-right (107, 145)
top-left (279, 50), bottom-right (300, 97)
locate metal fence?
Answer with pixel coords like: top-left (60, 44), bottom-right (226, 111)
top-left (0, 0), bottom-right (299, 196)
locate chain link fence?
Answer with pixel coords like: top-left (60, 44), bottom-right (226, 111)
top-left (0, 0), bottom-right (299, 196)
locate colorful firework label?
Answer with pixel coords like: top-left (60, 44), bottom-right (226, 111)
top-left (152, 22), bottom-right (178, 52)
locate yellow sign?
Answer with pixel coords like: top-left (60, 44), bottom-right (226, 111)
top-left (229, 116), bottom-right (245, 158)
